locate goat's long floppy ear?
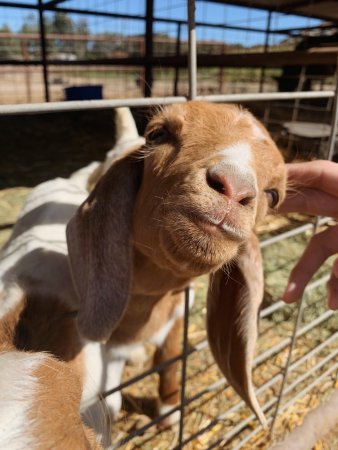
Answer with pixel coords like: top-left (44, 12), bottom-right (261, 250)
top-left (66, 153), bottom-right (143, 342)
top-left (207, 233), bottom-right (266, 427)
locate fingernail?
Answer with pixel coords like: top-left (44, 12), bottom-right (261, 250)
top-left (282, 282), bottom-right (298, 303)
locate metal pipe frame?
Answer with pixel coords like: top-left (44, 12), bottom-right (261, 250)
top-left (188, 0), bottom-right (197, 101)
top-left (0, 91), bottom-right (335, 115)
top-left (144, 0), bottom-right (154, 97)
top-left (37, 0), bottom-right (49, 102)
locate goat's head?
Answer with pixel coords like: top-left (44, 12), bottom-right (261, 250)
top-left (133, 102), bottom-right (285, 275)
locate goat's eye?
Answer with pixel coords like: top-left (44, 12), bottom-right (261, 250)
top-left (147, 127), bottom-right (170, 143)
top-left (265, 189), bottom-right (279, 208)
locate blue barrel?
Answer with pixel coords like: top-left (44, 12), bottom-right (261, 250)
top-left (65, 85), bottom-right (103, 101)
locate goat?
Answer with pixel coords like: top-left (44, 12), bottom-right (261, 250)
top-left (0, 101), bottom-right (286, 447)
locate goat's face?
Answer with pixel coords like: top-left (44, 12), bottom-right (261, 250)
top-left (133, 102), bottom-right (286, 275)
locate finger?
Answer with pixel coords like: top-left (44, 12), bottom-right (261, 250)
top-left (327, 258), bottom-right (338, 310)
top-left (279, 188), bottom-right (338, 220)
top-left (286, 160), bottom-right (338, 198)
top-left (283, 225), bottom-right (338, 303)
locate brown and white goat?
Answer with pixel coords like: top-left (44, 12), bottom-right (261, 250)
top-left (0, 102), bottom-right (286, 447)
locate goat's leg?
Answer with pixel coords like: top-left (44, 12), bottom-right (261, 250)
top-left (82, 348), bottom-right (125, 448)
top-left (154, 317), bottom-right (183, 427)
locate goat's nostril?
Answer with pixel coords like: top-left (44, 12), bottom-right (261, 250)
top-left (207, 168), bottom-right (256, 206)
top-left (206, 171), bottom-right (225, 194)
top-left (239, 195), bottom-right (255, 207)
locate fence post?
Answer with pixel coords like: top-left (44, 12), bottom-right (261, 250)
top-left (38, 0), bottom-right (50, 102)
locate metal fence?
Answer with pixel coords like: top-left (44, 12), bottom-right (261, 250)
top-left (1, 1), bottom-right (338, 449)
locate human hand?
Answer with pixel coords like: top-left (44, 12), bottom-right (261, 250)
top-left (278, 160), bottom-right (338, 309)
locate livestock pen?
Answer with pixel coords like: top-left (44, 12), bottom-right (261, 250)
top-left (1, 1), bottom-right (338, 449)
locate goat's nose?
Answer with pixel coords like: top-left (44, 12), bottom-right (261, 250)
top-left (206, 168), bottom-right (256, 206)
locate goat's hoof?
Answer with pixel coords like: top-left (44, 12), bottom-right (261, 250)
top-left (158, 402), bottom-right (181, 429)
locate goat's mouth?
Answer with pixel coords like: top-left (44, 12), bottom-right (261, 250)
top-left (195, 215), bottom-right (245, 241)
top-left (160, 210), bottom-right (242, 274)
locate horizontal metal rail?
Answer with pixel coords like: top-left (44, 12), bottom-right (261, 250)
top-left (197, 91), bottom-right (335, 103)
top-left (0, 96), bottom-right (187, 115)
top-left (260, 217), bottom-right (331, 249)
top-left (260, 274), bottom-right (330, 319)
top-left (284, 348), bottom-right (338, 396)
top-left (281, 360), bottom-right (338, 413)
top-left (0, 91), bottom-right (335, 115)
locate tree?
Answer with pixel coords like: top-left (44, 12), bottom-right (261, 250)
top-left (0, 24), bottom-right (21, 59)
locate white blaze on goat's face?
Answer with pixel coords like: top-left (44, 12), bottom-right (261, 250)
top-left (218, 140), bottom-right (253, 169)
top-left (217, 140), bottom-right (258, 204)
top-left (133, 101), bottom-right (286, 277)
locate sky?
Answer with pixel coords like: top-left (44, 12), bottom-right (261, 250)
top-left (0, 0), bottom-right (323, 47)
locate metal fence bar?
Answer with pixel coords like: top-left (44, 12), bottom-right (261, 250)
top-left (231, 420), bottom-right (270, 450)
top-left (177, 3), bottom-right (197, 446)
top-left (280, 360), bottom-right (338, 414)
top-left (284, 348), bottom-right (338, 395)
top-left (290, 331), bottom-right (338, 372)
top-left (178, 286), bottom-right (192, 448)
top-left (0, 97), bottom-right (188, 116)
top-left (260, 274), bottom-right (330, 319)
top-left (0, 91), bottom-right (335, 115)
top-left (270, 293), bottom-right (304, 434)
top-left (327, 57), bottom-right (338, 160)
top-left (298, 309), bottom-right (334, 337)
top-left (183, 396), bottom-right (278, 450)
top-left (260, 217), bottom-right (331, 249)
top-left (196, 91), bottom-right (335, 102)
top-left (188, 0), bottom-right (197, 101)
top-left (110, 404), bottom-right (182, 449)
top-left (255, 308), bottom-right (334, 367)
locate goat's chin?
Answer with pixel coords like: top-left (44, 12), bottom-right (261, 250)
top-left (159, 213), bottom-right (242, 276)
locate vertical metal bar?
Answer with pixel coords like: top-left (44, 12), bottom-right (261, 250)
top-left (174, 22), bottom-right (181, 96)
top-left (38, 0), bottom-right (49, 102)
top-left (144, 0), bottom-right (154, 97)
top-left (291, 65), bottom-right (306, 123)
top-left (286, 65), bottom-right (306, 151)
top-left (177, 5), bottom-right (197, 442)
top-left (178, 286), bottom-right (192, 448)
top-left (270, 296), bottom-right (305, 433)
top-left (326, 56), bottom-right (338, 161)
top-left (259, 10), bottom-right (271, 93)
top-left (21, 39), bottom-right (32, 102)
top-left (188, 0), bottom-right (197, 100)
top-left (270, 206), bottom-right (321, 434)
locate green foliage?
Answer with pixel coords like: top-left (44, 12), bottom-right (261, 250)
top-left (0, 23), bottom-right (21, 59)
